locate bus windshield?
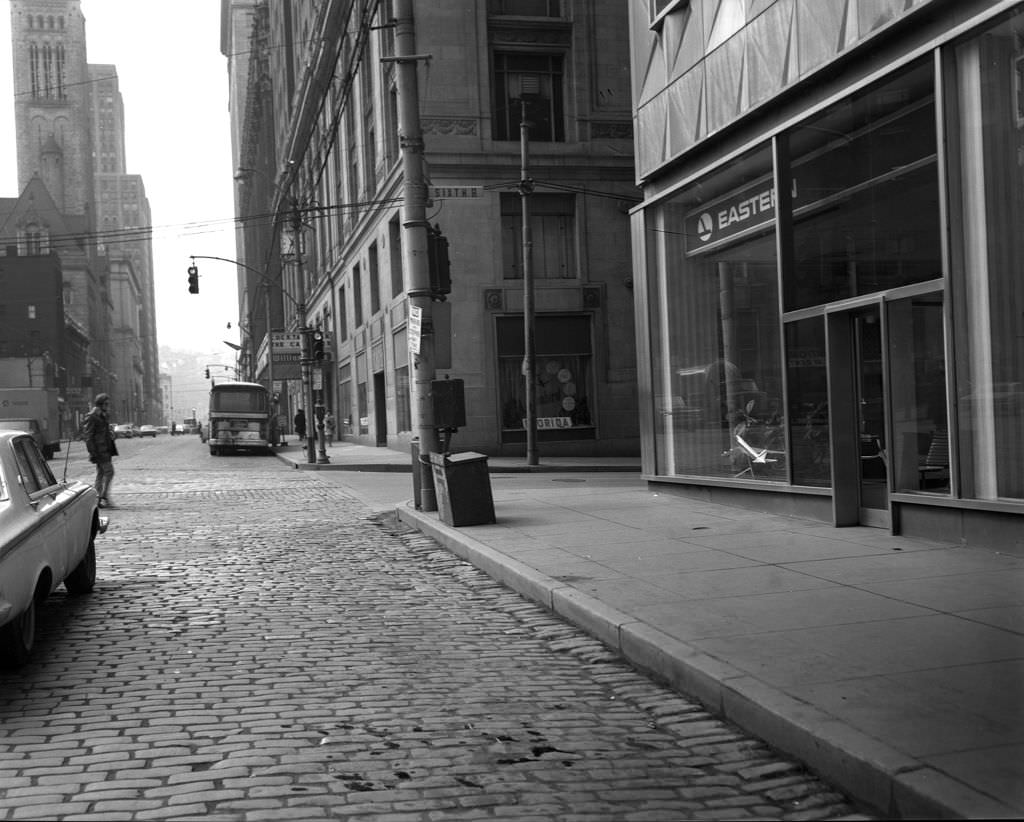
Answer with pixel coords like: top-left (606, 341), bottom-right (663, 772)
top-left (211, 386), bottom-right (268, 413)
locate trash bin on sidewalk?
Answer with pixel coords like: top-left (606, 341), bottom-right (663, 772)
top-left (429, 452), bottom-right (496, 527)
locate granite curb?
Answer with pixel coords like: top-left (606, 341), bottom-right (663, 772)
top-left (272, 445), bottom-right (640, 473)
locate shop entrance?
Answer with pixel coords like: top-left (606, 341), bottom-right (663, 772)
top-left (373, 372), bottom-right (387, 447)
top-left (827, 304), bottom-right (890, 529)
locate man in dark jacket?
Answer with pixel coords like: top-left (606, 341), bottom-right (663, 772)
top-left (294, 408), bottom-right (307, 441)
top-left (82, 393), bottom-right (118, 508)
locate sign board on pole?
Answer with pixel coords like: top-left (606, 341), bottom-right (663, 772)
top-left (408, 306), bottom-right (422, 355)
top-left (271, 332), bottom-right (303, 351)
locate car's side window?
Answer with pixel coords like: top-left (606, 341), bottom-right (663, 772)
top-left (12, 440), bottom-right (41, 495)
top-left (25, 440), bottom-right (57, 489)
top-left (14, 438), bottom-right (56, 494)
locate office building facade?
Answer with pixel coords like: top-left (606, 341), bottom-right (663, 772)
top-left (630, 0), bottom-right (1024, 549)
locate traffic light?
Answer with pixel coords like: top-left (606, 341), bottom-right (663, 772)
top-left (188, 264), bottom-right (199, 294)
top-left (427, 224), bottom-right (451, 297)
top-left (205, 368), bottom-right (210, 379)
top-left (312, 330), bottom-right (325, 360)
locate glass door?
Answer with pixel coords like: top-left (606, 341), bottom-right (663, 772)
top-left (826, 303), bottom-right (890, 529)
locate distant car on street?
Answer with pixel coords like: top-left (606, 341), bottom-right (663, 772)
top-left (137, 425), bottom-right (158, 438)
top-left (0, 430), bottom-right (108, 668)
top-left (112, 423), bottom-right (136, 439)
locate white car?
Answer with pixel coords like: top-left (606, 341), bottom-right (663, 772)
top-left (0, 431), bottom-right (108, 668)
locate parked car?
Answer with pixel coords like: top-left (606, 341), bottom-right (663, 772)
top-left (0, 431), bottom-right (108, 668)
top-left (137, 425), bottom-right (158, 438)
top-left (112, 423), bottom-right (136, 439)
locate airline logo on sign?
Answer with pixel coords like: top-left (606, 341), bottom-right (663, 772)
top-left (686, 178), bottom-right (798, 255)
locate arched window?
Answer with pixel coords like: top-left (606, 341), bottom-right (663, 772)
top-left (55, 44), bottom-right (65, 98)
top-left (29, 43), bottom-right (40, 97)
top-left (42, 43), bottom-right (53, 97)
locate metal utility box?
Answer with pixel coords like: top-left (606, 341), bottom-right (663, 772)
top-left (429, 452), bottom-right (495, 527)
top-left (432, 378), bottom-right (466, 430)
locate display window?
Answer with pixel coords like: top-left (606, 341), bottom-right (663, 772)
top-left (950, 10), bottom-right (1024, 502)
top-left (648, 147), bottom-right (785, 481)
top-left (784, 317), bottom-right (830, 487)
top-left (496, 315), bottom-right (595, 441)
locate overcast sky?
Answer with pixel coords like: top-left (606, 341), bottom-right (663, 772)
top-left (0, 0), bottom-right (241, 360)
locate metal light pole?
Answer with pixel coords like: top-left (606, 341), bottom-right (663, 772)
top-left (520, 98), bottom-right (539, 466)
top-left (287, 206), bottom-right (317, 465)
top-left (389, 0), bottom-right (439, 510)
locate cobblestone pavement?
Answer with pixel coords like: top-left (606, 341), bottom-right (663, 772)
top-left (0, 439), bottom-right (876, 820)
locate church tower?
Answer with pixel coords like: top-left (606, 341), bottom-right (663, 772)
top-left (10, 0), bottom-right (95, 219)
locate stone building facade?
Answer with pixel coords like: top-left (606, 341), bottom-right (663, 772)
top-left (4, 0), bottom-right (161, 425)
top-left (222, 0), bottom-right (639, 457)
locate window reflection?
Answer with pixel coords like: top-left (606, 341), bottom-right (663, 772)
top-left (952, 11), bottom-right (1024, 501)
top-left (785, 59), bottom-right (941, 312)
top-left (650, 148), bottom-right (784, 481)
top-left (785, 318), bottom-right (830, 487)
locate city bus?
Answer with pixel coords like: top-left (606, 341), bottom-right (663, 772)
top-left (206, 381), bottom-right (272, 456)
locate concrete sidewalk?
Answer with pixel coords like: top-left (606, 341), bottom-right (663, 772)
top-left (276, 440), bottom-right (1024, 819)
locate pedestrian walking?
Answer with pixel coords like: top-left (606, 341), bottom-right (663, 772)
top-left (294, 408), bottom-right (307, 440)
top-left (81, 393), bottom-right (118, 508)
top-left (324, 411), bottom-right (335, 445)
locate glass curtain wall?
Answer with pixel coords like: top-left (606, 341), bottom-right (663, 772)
top-left (647, 58), bottom-right (945, 490)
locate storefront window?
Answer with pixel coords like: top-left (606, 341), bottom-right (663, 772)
top-left (497, 315), bottom-right (594, 441)
top-left (337, 363), bottom-right (352, 436)
top-left (888, 294), bottom-right (949, 494)
top-left (784, 59), bottom-right (940, 312)
top-left (952, 12), bottom-right (1024, 501)
top-left (785, 317), bottom-right (830, 487)
top-left (649, 147), bottom-right (784, 480)
top-left (356, 353), bottom-right (368, 436)
top-left (395, 365), bottom-right (411, 433)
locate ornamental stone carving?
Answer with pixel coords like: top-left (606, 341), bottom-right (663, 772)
top-left (422, 118), bottom-right (478, 136)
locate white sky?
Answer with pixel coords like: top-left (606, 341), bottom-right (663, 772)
top-left (0, 0), bottom-right (241, 358)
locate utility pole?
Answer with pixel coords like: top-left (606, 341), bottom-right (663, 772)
top-left (520, 98), bottom-right (539, 466)
top-left (290, 204), bottom-right (316, 465)
top-left (390, 0), bottom-right (438, 511)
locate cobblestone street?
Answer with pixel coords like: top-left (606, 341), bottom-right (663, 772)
top-left (0, 438), bottom-right (874, 820)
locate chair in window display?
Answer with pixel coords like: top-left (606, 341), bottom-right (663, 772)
top-left (917, 429), bottom-right (949, 488)
top-left (732, 431), bottom-right (786, 478)
top-left (726, 399), bottom-right (786, 478)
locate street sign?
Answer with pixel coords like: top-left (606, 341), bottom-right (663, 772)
top-left (271, 332), bottom-right (302, 351)
top-left (428, 185), bottom-right (483, 200)
top-left (409, 306), bottom-right (422, 355)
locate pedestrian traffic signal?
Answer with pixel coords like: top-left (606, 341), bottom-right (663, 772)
top-left (188, 265), bottom-right (199, 294)
top-left (312, 330), bottom-right (325, 360)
